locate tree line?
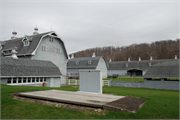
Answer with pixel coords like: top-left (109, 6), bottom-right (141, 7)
top-left (70, 39), bottom-right (179, 62)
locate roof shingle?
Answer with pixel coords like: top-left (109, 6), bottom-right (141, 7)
top-left (0, 57), bottom-right (62, 77)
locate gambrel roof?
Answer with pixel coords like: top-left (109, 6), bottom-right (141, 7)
top-left (67, 56), bottom-right (108, 69)
top-left (0, 57), bottom-right (62, 77)
top-left (143, 60), bottom-right (179, 78)
top-left (0, 31), bottom-right (69, 58)
top-left (108, 59), bottom-right (177, 70)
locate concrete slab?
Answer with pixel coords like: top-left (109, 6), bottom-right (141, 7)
top-left (18, 90), bottom-right (125, 108)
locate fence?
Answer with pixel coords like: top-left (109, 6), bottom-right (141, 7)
top-left (103, 80), bottom-right (109, 86)
top-left (109, 78), bottom-right (179, 90)
top-left (66, 79), bottom-right (109, 86)
top-left (66, 79), bottom-right (79, 85)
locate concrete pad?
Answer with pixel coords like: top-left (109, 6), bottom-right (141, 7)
top-left (18, 90), bottom-right (125, 108)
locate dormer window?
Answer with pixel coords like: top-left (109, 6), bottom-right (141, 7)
top-left (88, 60), bottom-right (92, 64)
top-left (23, 40), bottom-right (30, 46)
top-left (22, 36), bottom-right (30, 46)
top-left (3, 50), bottom-right (12, 55)
top-left (75, 60), bottom-right (79, 65)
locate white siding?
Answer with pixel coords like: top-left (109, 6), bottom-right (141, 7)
top-left (96, 58), bottom-right (107, 78)
top-left (79, 70), bottom-right (102, 94)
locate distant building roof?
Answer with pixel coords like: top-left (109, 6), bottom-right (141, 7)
top-left (0, 57), bottom-right (62, 77)
top-left (108, 59), bottom-right (177, 70)
top-left (0, 31), bottom-right (68, 58)
top-left (143, 60), bottom-right (179, 78)
top-left (67, 56), bottom-right (108, 69)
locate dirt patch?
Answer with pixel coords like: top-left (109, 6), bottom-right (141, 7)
top-left (12, 95), bottom-right (107, 115)
top-left (104, 96), bottom-right (148, 113)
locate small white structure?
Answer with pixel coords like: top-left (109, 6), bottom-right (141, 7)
top-left (92, 52), bottom-right (96, 57)
top-left (79, 70), bottom-right (102, 94)
top-left (11, 49), bottom-right (18, 59)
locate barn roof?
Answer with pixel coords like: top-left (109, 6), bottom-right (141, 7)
top-left (1, 32), bottom-right (51, 55)
top-left (143, 60), bottom-right (179, 78)
top-left (67, 56), bottom-right (108, 69)
top-left (107, 59), bottom-right (177, 70)
top-left (0, 31), bottom-right (69, 59)
top-left (0, 57), bottom-right (62, 77)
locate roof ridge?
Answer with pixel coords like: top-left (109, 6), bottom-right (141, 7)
top-left (2, 31), bottom-right (52, 42)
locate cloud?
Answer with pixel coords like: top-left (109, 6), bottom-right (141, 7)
top-left (2, 0), bottom-right (179, 54)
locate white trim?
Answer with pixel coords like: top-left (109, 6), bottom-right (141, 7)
top-left (7, 82), bottom-right (43, 86)
top-left (0, 76), bottom-right (61, 78)
top-left (22, 36), bottom-right (30, 46)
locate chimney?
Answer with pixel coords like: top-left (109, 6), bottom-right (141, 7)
top-left (139, 57), bottom-right (141, 61)
top-left (128, 57), bottom-right (130, 61)
top-left (109, 58), bottom-right (112, 62)
top-left (33, 26), bottom-right (39, 35)
top-left (11, 49), bottom-right (18, 59)
top-left (150, 56), bottom-right (152, 61)
top-left (71, 54), bottom-right (74, 59)
top-left (92, 52), bottom-right (96, 57)
top-left (175, 55), bottom-right (177, 59)
top-left (11, 31), bottom-right (17, 39)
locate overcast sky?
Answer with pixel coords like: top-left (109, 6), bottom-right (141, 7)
top-left (1, 0), bottom-right (179, 54)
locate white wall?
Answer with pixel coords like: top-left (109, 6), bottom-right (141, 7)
top-left (79, 70), bottom-right (102, 94)
top-left (96, 57), bottom-right (107, 78)
top-left (32, 36), bottom-right (67, 76)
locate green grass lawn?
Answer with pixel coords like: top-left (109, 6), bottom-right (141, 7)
top-left (103, 77), bottom-right (144, 82)
top-left (1, 85), bottom-right (179, 119)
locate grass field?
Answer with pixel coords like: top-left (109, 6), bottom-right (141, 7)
top-left (1, 85), bottom-right (179, 119)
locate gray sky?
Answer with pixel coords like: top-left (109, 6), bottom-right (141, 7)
top-left (1, 0), bottom-right (179, 54)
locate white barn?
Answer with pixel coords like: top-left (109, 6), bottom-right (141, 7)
top-left (0, 27), bottom-right (69, 85)
top-left (67, 54), bottom-right (108, 78)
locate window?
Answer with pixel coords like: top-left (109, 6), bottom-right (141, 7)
top-left (23, 78), bottom-right (26, 83)
top-left (23, 40), bottom-right (29, 46)
top-left (40, 78), bottom-right (43, 82)
top-left (18, 78), bottom-right (22, 83)
top-left (3, 50), bottom-right (12, 55)
top-left (13, 78), bottom-right (17, 83)
top-left (36, 77), bottom-right (39, 82)
top-left (41, 45), bottom-right (46, 51)
top-left (75, 60), bottom-right (79, 65)
top-left (56, 48), bottom-right (61, 54)
top-left (7, 78), bottom-right (11, 84)
top-left (28, 77), bottom-right (31, 83)
top-left (88, 60), bottom-right (92, 64)
top-left (49, 37), bottom-right (54, 42)
top-left (44, 77), bottom-right (46, 82)
top-left (32, 78), bottom-right (35, 82)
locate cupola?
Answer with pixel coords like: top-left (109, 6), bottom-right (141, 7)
top-left (11, 31), bottom-right (17, 39)
top-left (71, 54), bottom-right (74, 59)
top-left (92, 52), bottom-right (96, 57)
top-left (33, 26), bottom-right (39, 35)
